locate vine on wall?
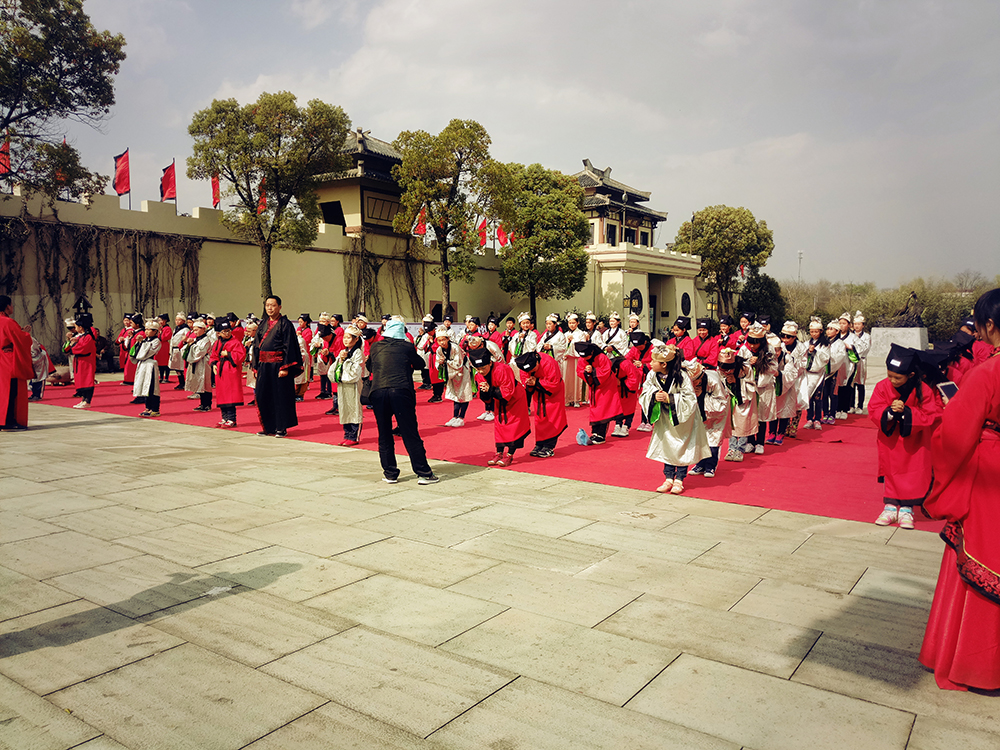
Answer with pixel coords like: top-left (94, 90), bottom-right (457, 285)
top-left (344, 231), bottom-right (424, 318)
top-left (0, 215), bottom-right (201, 358)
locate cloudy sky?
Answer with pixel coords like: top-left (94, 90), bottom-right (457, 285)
top-left (67, 0), bottom-right (999, 286)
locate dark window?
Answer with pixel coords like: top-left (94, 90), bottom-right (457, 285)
top-left (624, 227), bottom-right (636, 244)
top-left (640, 231), bottom-right (649, 246)
top-left (681, 293), bottom-right (692, 316)
top-left (605, 223), bottom-right (617, 246)
top-left (320, 201), bottom-right (346, 227)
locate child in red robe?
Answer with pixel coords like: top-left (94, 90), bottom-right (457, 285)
top-left (65, 318), bottom-right (98, 408)
top-left (575, 341), bottom-right (624, 445)
top-left (514, 352), bottom-right (567, 458)
top-left (210, 320), bottom-right (247, 428)
top-left (868, 344), bottom-right (942, 529)
top-left (470, 347), bottom-right (530, 467)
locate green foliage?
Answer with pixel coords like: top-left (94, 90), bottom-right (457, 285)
top-left (187, 91), bottom-right (351, 298)
top-left (391, 119), bottom-right (515, 311)
top-left (497, 163), bottom-right (590, 320)
top-left (0, 0), bottom-right (126, 201)
top-left (739, 270), bottom-right (787, 325)
top-left (673, 205), bottom-right (773, 316)
top-left (778, 274), bottom-right (988, 342)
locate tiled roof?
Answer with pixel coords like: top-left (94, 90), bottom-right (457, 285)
top-left (583, 193), bottom-right (668, 221)
top-left (573, 159), bottom-right (651, 201)
top-left (341, 128), bottom-right (402, 162)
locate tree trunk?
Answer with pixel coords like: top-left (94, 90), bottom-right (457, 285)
top-left (440, 242), bottom-right (451, 320)
top-left (529, 282), bottom-right (536, 322)
top-left (261, 242), bottom-right (272, 300)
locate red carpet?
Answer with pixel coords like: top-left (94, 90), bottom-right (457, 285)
top-left (38, 378), bottom-right (943, 529)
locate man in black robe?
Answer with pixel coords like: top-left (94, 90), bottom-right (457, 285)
top-left (251, 295), bottom-right (302, 437)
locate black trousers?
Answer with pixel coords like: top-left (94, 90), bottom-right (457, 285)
top-left (255, 363), bottom-right (298, 433)
top-left (371, 388), bottom-right (433, 480)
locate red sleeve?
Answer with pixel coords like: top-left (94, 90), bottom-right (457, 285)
top-left (536, 356), bottom-right (562, 392)
top-left (868, 379), bottom-right (893, 427)
top-left (494, 361), bottom-right (517, 399)
top-left (209, 340), bottom-right (221, 364)
top-left (593, 354), bottom-right (612, 379)
top-left (907, 382), bottom-right (942, 431)
top-left (228, 341), bottom-right (246, 367)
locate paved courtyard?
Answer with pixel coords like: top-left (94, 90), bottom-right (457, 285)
top-left (1, 403), bottom-right (998, 749)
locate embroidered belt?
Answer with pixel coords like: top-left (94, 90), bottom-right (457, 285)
top-left (257, 351), bottom-right (284, 364)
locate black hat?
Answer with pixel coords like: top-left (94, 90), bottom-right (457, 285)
top-left (467, 348), bottom-right (492, 368)
top-left (77, 312), bottom-right (94, 329)
top-left (381, 314), bottom-right (391, 321)
top-left (739, 311), bottom-right (756, 324)
top-left (443, 314), bottom-right (453, 322)
top-left (885, 344), bottom-right (918, 374)
top-left (514, 352), bottom-right (540, 372)
top-left (317, 324), bottom-right (332, 337)
top-left (506, 316), bottom-right (515, 323)
top-left (696, 318), bottom-right (713, 330)
top-left (299, 313), bottom-right (312, 324)
top-left (187, 311), bottom-right (198, 319)
top-left (131, 313), bottom-right (144, 326)
top-left (574, 341), bottom-right (600, 358)
top-left (629, 331), bottom-right (648, 346)
top-left (952, 330), bottom-right (975, 351)
top-left (158, 313), bottom-right (170, 322)
top-left (673, 316), bottom-right (691, 331)
top-left (916, 348), bottom-right (951, 383)
top-left (487, 315), bottom-right (499, 325)
top-left (960, 316), bottom-right (976, 330)
top-left (227, 312), bottom-right (239, 322)
top-left (719, 314), bottom-right (734, 326)
top-left (361, 327), bottom-right (377, 340)
top-left (758, 314), bottom-right (771, 326)
top-left (422, 320), bottom-right (435, 332)
top-left (333, 313), bottom-right (343, 323)
top-left (468, 316), bottom-right (481, 326)
top-left (215, 320), bottom-right (232, 332)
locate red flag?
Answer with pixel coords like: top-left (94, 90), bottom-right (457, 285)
top-left (0, 136), bottom-right (9, 175)
top-left (257, 176), bottom-right (266, 214)
top-left (477, 218), bottom-right (487, 247)
top-left (211, 173), bottom-right (220, 208)
top-left (160, 160), bottom-right (176, 201)
top-left (497, 224), bottom-right (508, 247)
top-left (413, 205), bottom-right (426, 236)
top-left (112, 149), bottom-right (130, 195)
top-left (509, 232), bottom-right (516, 246)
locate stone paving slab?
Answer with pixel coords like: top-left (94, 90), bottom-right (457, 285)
top-left (335, 536), bottom-right (499, 588)
top-left (573, 551), bottom-right (762, 610)
top-left (0, 530), bottom-right (141, 579)
top-left (262, 627), bottom-right (515, 738)
top-left (47, 505), bottom-right (181, 540)
top-left (0, 510), bottom-right (63, 544)
top-left (0, 564), bottom-right (79, 621)
top-left (239, 516), bottom-right (389, 557)
top-left (561, 522), bottom-right (718, 564)
top-left (197, 545), bottom-right (375, 601)
top-left (139, 588), bottom-right (354, 667)
top-left (0, 600), bottom-right (184, 694)
top-left (47, 556), bottom-right (237, 619)
top-left (452, 528), bottom-right (615, 574)
top-left (447, 562), bottom-right (639, 627)
top-left (429, 676), bottom-right (739, 750)
top-left (440, 608), bottom-right (678, 705)
top-left (244, 700), bottom-right (434, 749)
top-left (0, 673), bottom-right (101, 750)
top-left (304, 574), bottom-right (506, 646)
top-left (49, 643), bottom-right (326, 750)
top-left (598, 594), bottom-right (820, 679)
top-left (791, 635), bottom-right (1000, 735)
top-left (907, 715), bottom-right (1000, 750)
top-left (850, 566), bottom-right (937, 610)
top-left (0, 489), bottom-right (114, 520)
top-left (627, 653), bottom-right (915, 750)
top-left (116, 523), bottom-right (270, 567)
top-left (161, 497), bottom-right (300, 533)
top-left (355, 508), bottom-right (497, 547)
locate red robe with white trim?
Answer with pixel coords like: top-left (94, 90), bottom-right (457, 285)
top-left (66, 333), bottom-right (97, 388)
top-left (868, 378), bottom-right (942, 502)
top-left (692, 335), bottom-right (720, 368)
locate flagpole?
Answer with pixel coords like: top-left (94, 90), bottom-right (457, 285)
top-left (172, 159), bottom-right (177, 215)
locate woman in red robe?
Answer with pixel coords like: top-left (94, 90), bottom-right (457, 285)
top-left (920, 289), bottom-right (1000, 691)
top-left (575, 341), bottom-right (623, 445)
top-left (470, 347), bottom-right (529, 467)
top-left (0, 295), bottom-right (34, 430)
top-left (514, 352), bottom-right (567, 458)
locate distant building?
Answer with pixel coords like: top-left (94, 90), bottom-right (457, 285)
top-left (314, 127), bottom-right (405, 237)
top-left (574, 159), bottom-right (667, 248)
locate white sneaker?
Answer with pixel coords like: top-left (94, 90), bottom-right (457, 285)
top-left (836, 411), bottom-right (847, 420)
top-left (482, 412), bottom-right (494, 422)
top-left (704, 470), bottom-right (716, 478)
top-left (619, 426), bottom-right (629, 437)
top-left (610, 424), bottom-right (622, 437)
top-left (754, 444), bottom-right (764, 454)
top-left (476, 412), bottom-right (488, 420)
top-left (637, 423), bottom-right (653, 432)
top-left (875, 506), bottom-right (898, 526)
top-left (72, 401), bottom-right (90, 409)
top-left (452, 418), bottom-right (465, 427)
top-left (444, 417), bottom-right (457, 427)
